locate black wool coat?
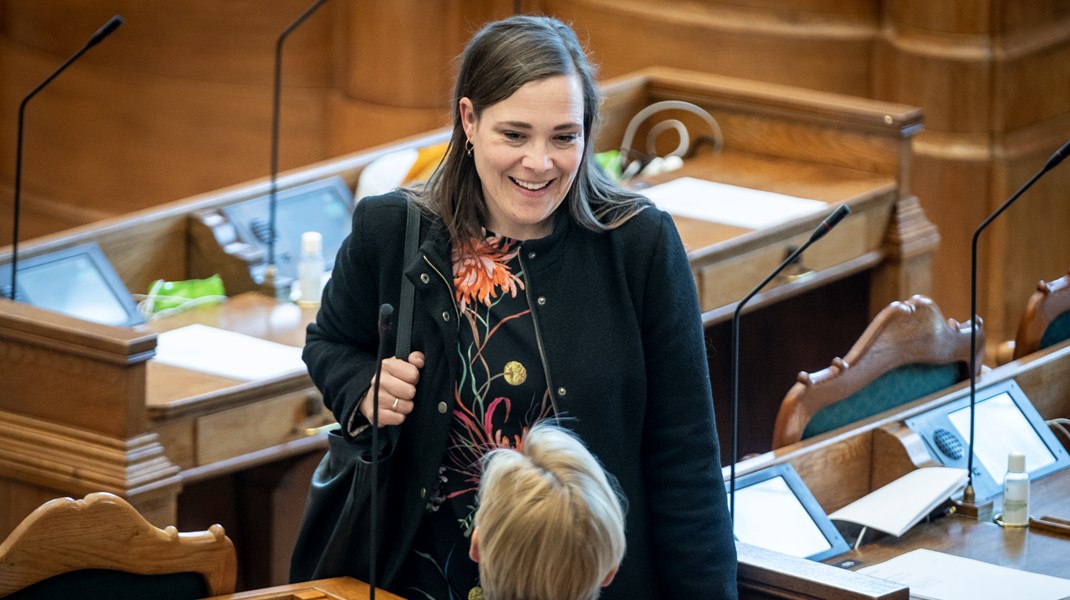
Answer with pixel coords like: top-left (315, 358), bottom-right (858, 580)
top-left (302, 191), bottom-right (738, 599)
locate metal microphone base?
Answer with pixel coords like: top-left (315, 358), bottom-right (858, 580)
top-left (954, 485), bottom-right (994, 521)
top-left (258, 267), bottom-right (295, 302)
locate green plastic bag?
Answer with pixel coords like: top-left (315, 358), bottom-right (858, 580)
top-left (145, 274), bottom-right (226, 314)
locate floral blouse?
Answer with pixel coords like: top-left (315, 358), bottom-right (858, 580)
top-left (400, 233), bottom-right (553, 600)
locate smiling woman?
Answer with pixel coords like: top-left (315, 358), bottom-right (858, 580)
top-left (460, 75), bottom-right (584, 240)
top-left (294, 14), bottom-right (738, 600)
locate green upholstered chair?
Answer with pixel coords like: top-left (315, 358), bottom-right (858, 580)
top-left (1012, 269), bottom-right (1070, 361)
top-left (771, 295), bottom-right (983, 449)
top-left (0, 493), bottom-right (236, 599)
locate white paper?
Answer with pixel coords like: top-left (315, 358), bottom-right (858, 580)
top-left (641, 177), bottom-right (827, 229)
top-left (153, 324), bottom-right (306, 381)
top-left (859, 549), bottom-right (1070, 600)
top-left (829, 467), bottom-right (967, 537)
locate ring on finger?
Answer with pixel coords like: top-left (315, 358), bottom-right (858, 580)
top-left (391, 397), bottom-right (400, 411)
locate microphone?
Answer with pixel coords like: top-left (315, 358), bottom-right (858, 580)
top-left (8, 15), bottom-right (124, 301)
top-left (265, 0), bottom-right (330, 291)
top-left (369, 303), bottom-right (394, 600)
top-left (961, 139), bottom-right (1070, 511)
top-left (728, 204), bottom-right (851, 521)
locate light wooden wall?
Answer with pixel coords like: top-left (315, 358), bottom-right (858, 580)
top-left (2, 0), bottom-right (1069, 347)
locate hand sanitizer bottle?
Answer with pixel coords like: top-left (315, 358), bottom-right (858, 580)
top-left (297, 231), bottom-right (324, 307)
top-left (1002, 450), bottom-right (1030, 527)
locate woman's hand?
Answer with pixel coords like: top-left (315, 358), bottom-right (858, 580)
top-left (360, 351), bottom-right (425, 426)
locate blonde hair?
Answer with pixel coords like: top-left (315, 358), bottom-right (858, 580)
top-left (475, 422), bottom-right (626, 600)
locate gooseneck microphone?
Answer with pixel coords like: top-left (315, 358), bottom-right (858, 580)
top-left (9, 15), bottom-right (124, 301)
top-left (962, 139), bottom-right (1070, 505)
top-left (370, 303), bottom-right (394, 600)
top-left (728, 204), bottom-right (850, 520)
top-left (266, 0), bottom-right (330, 285)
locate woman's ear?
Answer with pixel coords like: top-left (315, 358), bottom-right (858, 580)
top-left (469, 527), bottom-right (481, 563)
top-left (601, 565), bottom-right (618, 588)
top-left (459, 97), bottom-right (476, 139)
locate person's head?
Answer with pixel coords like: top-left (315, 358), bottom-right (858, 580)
top-left (470, 421), bottom-right (626, 600)
top-left (420, 15), bottom-right (648, 242)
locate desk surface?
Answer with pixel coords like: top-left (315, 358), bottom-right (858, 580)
top-left (143, 293), bottom-right (316, 418)
top-left (754, 342), bottom-right (1070, 586)
top-left (204, 576), bottom-right (403, 600)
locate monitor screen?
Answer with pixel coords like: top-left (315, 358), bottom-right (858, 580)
top-left (0, 242), bottom-right (144, 327)
top-left (729, 463), bottom-right (849, 562)
top-left (221, 176), bottom-right (354, 282)
top-left (947, 390), bottom-right (1057, 486)
top-left (905, 379), bottom-right (1069, 500)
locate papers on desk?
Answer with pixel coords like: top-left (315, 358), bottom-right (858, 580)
top-left (829, 467), bottom-right (967, 537)
top-left (641, 177), bottom-right (827, 229)
top-left (153, 324), bottom-right (306, 381)
top-left (859, 549), bottom-right (1070, 600)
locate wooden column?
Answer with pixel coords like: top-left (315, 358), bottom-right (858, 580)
top-left (0, 300), bottom-right (181, 536)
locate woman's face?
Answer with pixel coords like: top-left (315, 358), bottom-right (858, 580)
top-left (460, 74), bottom-right (585, 240)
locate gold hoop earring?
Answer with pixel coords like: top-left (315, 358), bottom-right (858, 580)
top-left (465, 139), bottom-right (474, 157)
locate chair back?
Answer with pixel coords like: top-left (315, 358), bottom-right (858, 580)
top-left (771, 295), bottom-right (983, 449)
top-left (0, 492), bottom-right (236, 599)
top-left (1013, 269), bottom-right (1070, 360)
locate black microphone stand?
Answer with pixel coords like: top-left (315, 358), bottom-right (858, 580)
top-left (9, 15), bottom-right (124, 301)
top-left (264, 0), bottom-right (329, 298)
top-left (370, 303), bottom-right (394, 600)
top-left (729, 204), bottom-right (850, 521)
top-left (958, 139), bottom-right (1070, 518)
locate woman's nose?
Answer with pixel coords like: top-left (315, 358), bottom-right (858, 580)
top-left (521, 145), bottom-right (552, 172)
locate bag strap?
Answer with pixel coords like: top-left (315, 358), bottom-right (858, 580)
top-left (395, 200), bottom-right (420, 358)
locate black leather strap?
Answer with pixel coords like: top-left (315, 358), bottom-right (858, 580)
top-left (395, 200), bottom-right (420, 358)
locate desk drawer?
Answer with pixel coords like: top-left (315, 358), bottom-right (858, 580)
top-left (195, 389), bottom-right (325, 465)
top-left (694, 210), bottom-right (873, 312)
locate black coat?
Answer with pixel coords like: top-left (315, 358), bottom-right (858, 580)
top-left (303, 191), bottom-right (738, 599)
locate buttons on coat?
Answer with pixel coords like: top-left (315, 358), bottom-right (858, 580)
top-left (420, 487), bottom-right (427, 498)
top-left (437, 401), bottom-right (448, 414)
top-left (420, 273), bottom-right (430, 284)
top-left (537, 296), bottom-right (546, 306)
top-left (527, 251), bottom-right (537, 259)
top-left (557, 387), bottom-right (567, 397)
top-left (442, 311), bottom-right (451, 322)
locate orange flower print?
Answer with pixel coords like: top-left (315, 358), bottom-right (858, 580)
top-left (452, 236), bottom-right (524, 313)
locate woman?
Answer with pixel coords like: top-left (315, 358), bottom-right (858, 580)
top-left (300, 14), bottom-right (737, 599)
top-left (470, 421), bottom-right (626, 600)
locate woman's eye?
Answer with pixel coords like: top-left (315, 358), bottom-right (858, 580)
top-left (502, 131), bottom-right (524, 141)
top-left (556, 133), bottom-right (579, 144)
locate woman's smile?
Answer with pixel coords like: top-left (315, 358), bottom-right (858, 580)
top-left (460, 74), bottom-right (585, 240)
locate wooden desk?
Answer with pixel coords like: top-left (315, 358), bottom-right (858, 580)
top-left (0, 67), bottom-right (932, 589)
top-left (731, 341), bottom-right (1070, 591)
top-left (205, 577), bottom-right (403, 600)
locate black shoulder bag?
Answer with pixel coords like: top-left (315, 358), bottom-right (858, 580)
top-left (289, 199), bottom-right (421, 584)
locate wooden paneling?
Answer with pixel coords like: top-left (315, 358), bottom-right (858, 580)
top-left (4, 0), bottom-right (1068, 349)
top-left (0, 0), bottom-right (337, 246)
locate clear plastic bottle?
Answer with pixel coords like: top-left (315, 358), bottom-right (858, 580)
top-left (297, 231), bottom-right (324, 307)
top-left (1002, 450), bottom-right (1030, 527)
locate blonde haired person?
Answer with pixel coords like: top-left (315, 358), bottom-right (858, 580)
top-left (470, 422), bottom-right (625, 600)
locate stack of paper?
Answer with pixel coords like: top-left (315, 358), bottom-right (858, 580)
top-left (860, 549), bottom-right (1070, 600)
top-left (153, 324), bottom-right (306, 381)
top-left (640, 177), bottom-right (827, 229)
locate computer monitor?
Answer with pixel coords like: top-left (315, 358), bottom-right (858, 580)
top-left (905, 379), bottom-right (1070, 501)
top-left (728, 463), bottom-right (849, 562)
top-left (221, 176), bottom-right (354, 282)
top-left (0, 242), bottom-right (144, 327)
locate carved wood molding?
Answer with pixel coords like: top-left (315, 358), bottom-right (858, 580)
top-left (0, 409), bottom-right (181, 498)
top-left (882, 195), bottom-right (940, 262)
